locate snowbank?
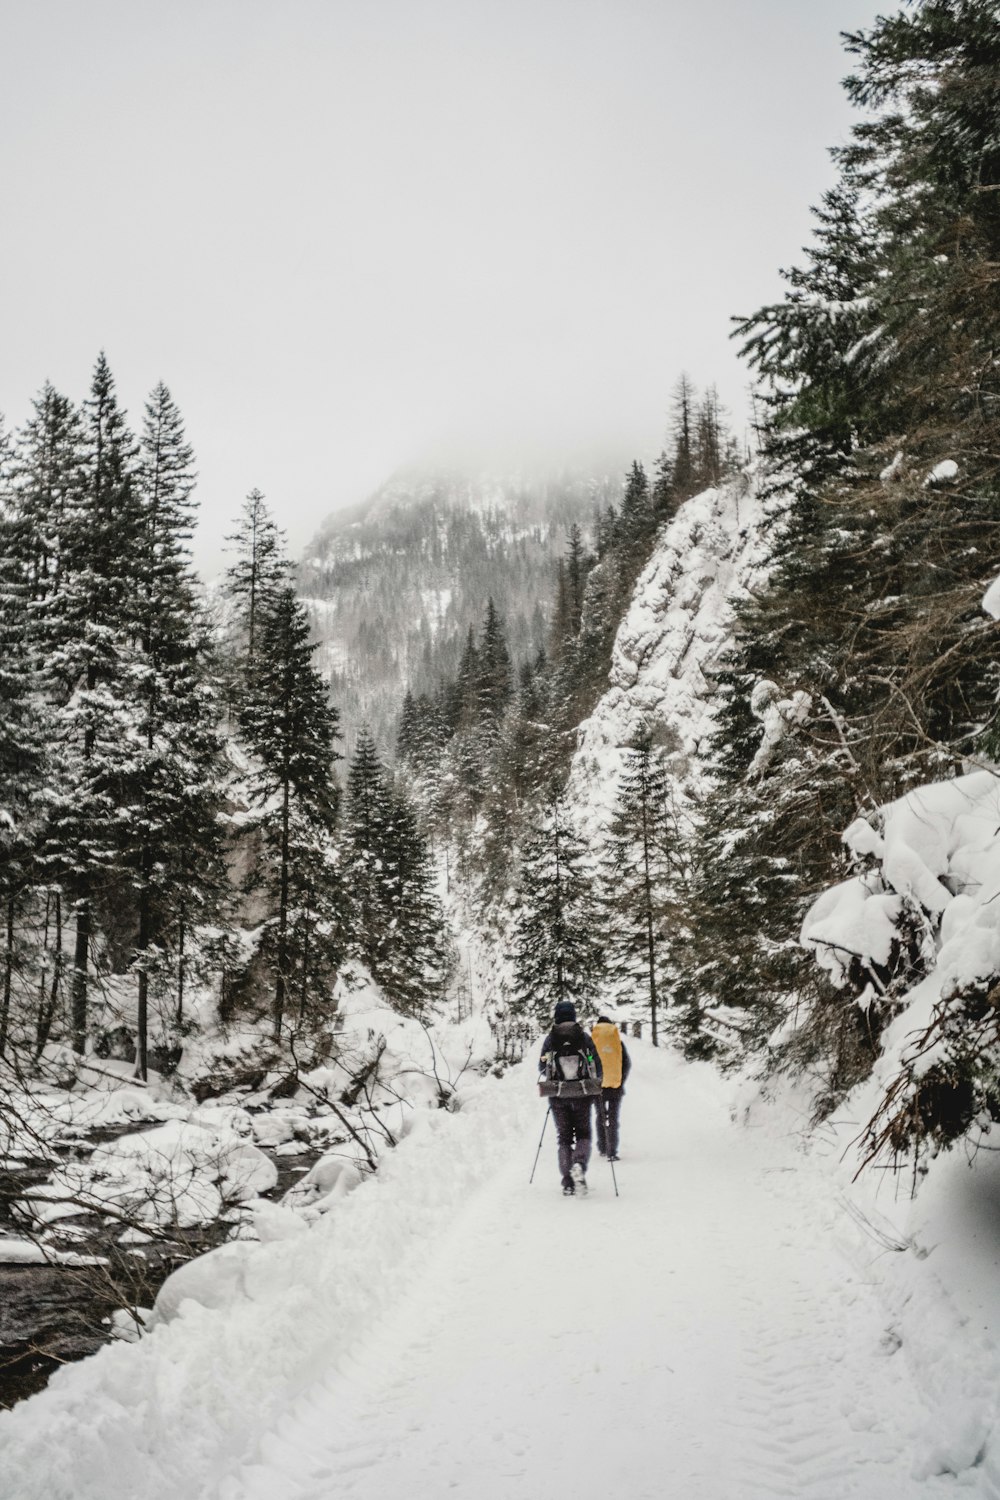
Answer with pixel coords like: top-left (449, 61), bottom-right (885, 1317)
top-left (737, 1061), bottom-right (1000, 1489)
top-left (786, 767), bottom-right (1000, 1484)
top-left (0, 1064), bottom-right (535, 1500)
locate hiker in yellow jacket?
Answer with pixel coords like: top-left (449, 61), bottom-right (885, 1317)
top-left (590, 1011), bottom-right (632, 1162)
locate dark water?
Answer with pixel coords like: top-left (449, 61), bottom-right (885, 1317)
top-left (0, 1137), bottom-right (322, 1410)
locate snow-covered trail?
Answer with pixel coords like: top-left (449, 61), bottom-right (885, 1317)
top-left (220, 1051), bottom-right (963, 1500)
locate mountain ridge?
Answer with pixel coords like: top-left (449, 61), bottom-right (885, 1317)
top-left (299, 462), bottom-right (630, 756)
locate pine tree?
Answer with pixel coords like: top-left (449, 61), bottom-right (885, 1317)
top-left (0, 421), bottom-right (50, 1056)
top-left (344, 727), bottom-right (445, 1008)
top-left (734, 180), bottom-right (880, 488)
top-left (669, 374), bottom-right (697, 498)
top-left (9, 383), bottom-right (85, 607)
top-left (380, 782), bottom-right (449, 1015)
top-left (565, 523), bottom-right (588, 635)
top-left (510, 792), bottom-right (603, 1021)
top-left (455, 625), bottom-right (479, 730)
top-left (651, 446), bottom-right (676, 520)
top-left (694, 386), bottom-right (726, 488)
top-left (225, 489), bottom-right (290, 659)
top-left (396, 689), bottom-right (419, 764)
top-left (124, 383), bottom-right (224, 1077)
top-left (240, 585), bottom-right (342, 1038)
top-left (43, 353), bottom-right (143, 1053)
top-left (610, 462), bottom-right (657, 609)
top-left (476, 597), bottom-right (512, 734)
top-left (343, 725), bottom-right (392, 981)
top-left (502, 657), bottom-right (553, 806)
top-left (548, 559), bottom-right (574, 663)
top-left (601, 732), bottom-right (678, 1046)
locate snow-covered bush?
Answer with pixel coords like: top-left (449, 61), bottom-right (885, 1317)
top-left (802, 771), bottom-right (1000, 1167)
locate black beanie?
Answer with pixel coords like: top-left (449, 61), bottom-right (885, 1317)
top-left (553, 1000), bottom-right (577, 1023)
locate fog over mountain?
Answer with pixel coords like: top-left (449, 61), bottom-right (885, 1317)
top-left (300, 460), bottom-right (630, 757)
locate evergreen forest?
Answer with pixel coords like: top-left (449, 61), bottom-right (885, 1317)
top-left (1, 0), bottom-right (999, 1232)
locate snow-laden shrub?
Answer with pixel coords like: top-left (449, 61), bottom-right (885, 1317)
top-left (801, 770), bottom-right (1000, 1167)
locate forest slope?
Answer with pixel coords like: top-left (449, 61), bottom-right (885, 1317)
top-left (300, 466), bottom-right (621, 752)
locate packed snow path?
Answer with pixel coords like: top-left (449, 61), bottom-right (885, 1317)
top-left (220, 1055), bottom-right (968, 1500)
top-left (5, 1045), bottom-right (992, 1499)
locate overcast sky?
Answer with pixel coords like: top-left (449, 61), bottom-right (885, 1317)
top-left (1, 0), bottom-right (885, 575)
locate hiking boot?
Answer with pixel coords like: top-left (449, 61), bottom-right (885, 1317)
top-left (571, 1163), bottom-right (587, 1195)
top-left (562, 1182), bottom-right (575, 1196)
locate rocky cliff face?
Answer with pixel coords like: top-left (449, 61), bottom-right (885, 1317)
top-left (565, 471), bottom-right (772, 843)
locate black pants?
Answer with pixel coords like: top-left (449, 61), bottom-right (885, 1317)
top-left (594, 1087), bottom-right (623, 1157)
top-left (550, 1098), bottom-right (593, 1185)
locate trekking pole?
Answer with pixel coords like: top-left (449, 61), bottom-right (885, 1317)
top-left (597, 1097), bottom-right (619, 1197)
top-left (529, 1106), bottom-right (551, 1184)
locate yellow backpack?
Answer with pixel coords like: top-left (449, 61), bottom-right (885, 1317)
top-left (591, 1022), bottom-right (623, 1089)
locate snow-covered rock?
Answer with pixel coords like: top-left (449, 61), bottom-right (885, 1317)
top-left (0, 1237), bottom-right (106, 1267)
top-left (924, 458), bottom-right (958, 486)
top-left (983, 573), bottom-right (1000, 621)
top-left (281, 1152), bottom-right (364, 1216)
top-left (18, 1118), bottom-right (278, 1231)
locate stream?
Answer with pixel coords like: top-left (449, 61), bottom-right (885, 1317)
top-left (0, 1128), bottom-right (325, 1410)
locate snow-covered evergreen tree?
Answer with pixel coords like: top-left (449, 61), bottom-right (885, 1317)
top-left (601, 731), bottom-right (678, 1047)
top-left (239, 585), bottom-right (342, 1039)
top-left (9, 382), bottom-right (85, 608)
top-left (125, 383), bottom-right (224, 1076)
top-left (41, 353), bottom-right (144, 1052)
top-left (510, 791), bottom-right (603, 1021)
top-left (0, 421), bottom-right (50, 1056)
top-left (344, 726), bottom-right (446, 1014)
top-left (224, 489), bottom-right (291, 723)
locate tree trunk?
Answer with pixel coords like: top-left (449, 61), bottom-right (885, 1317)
top-left (71, 902), bottom-right (90, 1055)
top-left (72, 659), bottom-right (99, 1057)
top-left (274, 779), bottom-right (291, 1039)
top-left (297, 897), bottom-right (311, 1025)
top-left (0, 894), bottom-right (15, 1058)
top-left (35, 892), bottom-right (62, 1059)
top-left (176, 910), bottom-right (186, 1027)
top-left (136, 885), bottom-right (150, 1082)
top-left (645, 900), bottom-right (659, 1047)
top-left (553, 822), bottom-right (564, 995)
top-left (641, 796), bottom-right (659, 1047)
top-left (136, 967), bottom-right (148, 1081)
top-left (35, 889), bottom-right (52, 1051)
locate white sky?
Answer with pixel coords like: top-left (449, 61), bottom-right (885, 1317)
top-left (1, 0), bottom-right (885, 574)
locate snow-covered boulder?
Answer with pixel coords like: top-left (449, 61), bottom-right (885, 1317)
top-left (282, 1153), bottom-right (363, 1215)
top-left (20, 1118), bottom-right (278, 1231)
top-left (924, 458), bottom-right (958, 486)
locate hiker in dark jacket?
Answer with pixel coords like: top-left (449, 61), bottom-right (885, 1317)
top-left (538, 999), bottom-right (602, 1196)
top-left (590, 1010), bottom-right (631, 1161)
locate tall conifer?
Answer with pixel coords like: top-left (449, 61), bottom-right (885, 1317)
top-left (240, 585), bottom-right (342, 1039)
top-left (510, 792), bottom-right (603, 1020)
